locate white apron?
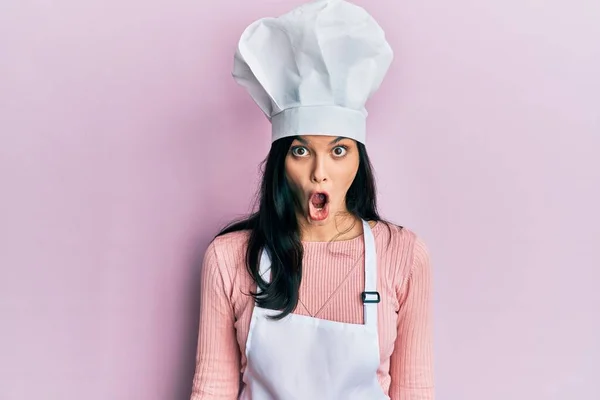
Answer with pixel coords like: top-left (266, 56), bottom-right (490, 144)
top-left (239, 219), bottom-right (388, 400)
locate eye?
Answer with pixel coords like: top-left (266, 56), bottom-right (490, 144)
top-left (332, 145), bottom-right (348, 157)
top-left (291, 146), bottom-right (310, 157)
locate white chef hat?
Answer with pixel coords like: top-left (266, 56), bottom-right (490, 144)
top-left (232, 0), bottom-right (393, 145)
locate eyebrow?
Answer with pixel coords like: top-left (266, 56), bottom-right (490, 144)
top-left (296, 136), bottom-right (345, 145)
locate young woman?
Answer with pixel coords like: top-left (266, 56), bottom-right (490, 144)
top-left (190, 1), bottom-right (434, 399)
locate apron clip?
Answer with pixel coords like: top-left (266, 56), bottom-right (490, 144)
top-left (361, 291), bottom-right (380, 303)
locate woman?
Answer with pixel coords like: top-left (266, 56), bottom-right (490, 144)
top-left (191, 1), bottom-right (434, 399)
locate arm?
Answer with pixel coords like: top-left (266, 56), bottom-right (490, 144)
top-left (190, 241), bottom-right (240, 399)
top-left (389, 236), bottom-right (435, 399)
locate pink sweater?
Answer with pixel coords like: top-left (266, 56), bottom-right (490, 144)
top-left (190, 221), bottom-right (435, 399)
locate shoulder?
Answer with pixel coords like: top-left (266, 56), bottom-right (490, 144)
top-left (372, 219), bottom-right (423, 251)
top-left (209, 229), bottom-right (252, 256)
top-left (202, 229), bottom-right (252, 285)
top-left (372, 219), bottom-right (431, 281)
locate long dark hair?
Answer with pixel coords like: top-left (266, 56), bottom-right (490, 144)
top-left (216, 136), bottom-right (394, 319)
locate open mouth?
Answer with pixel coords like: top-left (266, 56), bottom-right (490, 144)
top-left (308, 191), bottom-right (329, 221)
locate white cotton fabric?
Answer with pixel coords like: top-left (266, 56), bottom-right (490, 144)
top-left (232, 0), bottom-right (394, 145)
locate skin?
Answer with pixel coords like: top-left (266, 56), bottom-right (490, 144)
top-left (285, 135), bottom-right (373, 242)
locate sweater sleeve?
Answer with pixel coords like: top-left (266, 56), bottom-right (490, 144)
top-left (190, 240), bottom-right (240, 399)
top-left (389, 236), bottom-right (435, 399)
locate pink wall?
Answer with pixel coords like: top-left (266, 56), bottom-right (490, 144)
top-left (1, 0), bottom-right (598, 399)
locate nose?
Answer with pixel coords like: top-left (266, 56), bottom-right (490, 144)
top-left (311, 155), bottom-right (328, 183)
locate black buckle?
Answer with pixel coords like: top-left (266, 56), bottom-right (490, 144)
top-left (361, 291), bottom-right (380, 304)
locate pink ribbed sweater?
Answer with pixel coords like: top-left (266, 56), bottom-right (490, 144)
top-left (190, 221), bottom-right (435, 399)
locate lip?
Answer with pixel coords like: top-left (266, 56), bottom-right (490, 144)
top-left (307, 190), bottom-right (330, 221)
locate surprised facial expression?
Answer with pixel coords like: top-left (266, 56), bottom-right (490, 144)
top-left (284, 135), bottom-right (360, 224)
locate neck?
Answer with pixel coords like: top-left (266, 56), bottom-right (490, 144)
top-left (297, 212), bottom-right (363, 242)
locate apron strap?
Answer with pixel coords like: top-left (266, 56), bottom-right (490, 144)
top-left (258, 248), bottom-right (272, 292)
top-left (361, 219), bottom-right (379, 329)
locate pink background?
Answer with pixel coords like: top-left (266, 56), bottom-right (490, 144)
top-left (1, 0), bottom-right (598, 399)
